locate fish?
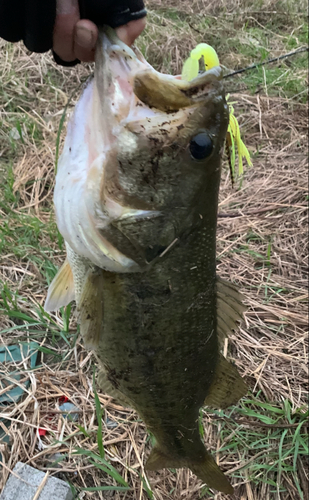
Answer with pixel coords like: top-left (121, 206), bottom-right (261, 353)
top-left (45, 27), bottom-right (247, 494)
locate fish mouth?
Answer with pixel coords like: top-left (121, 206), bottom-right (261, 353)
top-left (99, 27), bottom-right (223, 117)
top-left (133, 67), bottom-right (223, 113)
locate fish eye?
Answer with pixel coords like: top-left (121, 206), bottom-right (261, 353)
top-left (189, 132), bottom-right (213, 160)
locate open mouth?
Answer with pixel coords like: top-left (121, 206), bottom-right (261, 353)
top-left (133, 66), bottom-right (223, 112)
top-left (100, 26), bottom-right (223, 115)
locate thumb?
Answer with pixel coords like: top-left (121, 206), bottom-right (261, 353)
top-left (116, 17), bottom-right (147, 46)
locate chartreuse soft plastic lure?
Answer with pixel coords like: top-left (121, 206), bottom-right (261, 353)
top-left (182, 44), bottom-right (252, 180)
top-left (182, 43), bottom-right (220, 81)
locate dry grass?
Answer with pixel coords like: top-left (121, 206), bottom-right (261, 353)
top-left (0, 0), bottom-right (308, 499)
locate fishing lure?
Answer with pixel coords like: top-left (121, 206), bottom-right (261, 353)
top-left (182, 43), bottom-right (252, 183)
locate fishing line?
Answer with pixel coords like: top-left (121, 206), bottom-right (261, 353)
top-left (223, 46), bottom-right (308, 78)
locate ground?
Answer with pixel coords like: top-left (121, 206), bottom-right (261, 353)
top-left (0, 0), bottom-right (308, 499)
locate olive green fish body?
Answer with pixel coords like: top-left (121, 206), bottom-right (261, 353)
top-left (98, 222), bottom-right (219, 424)
top-left (46, 28), bottom-right (247, 494)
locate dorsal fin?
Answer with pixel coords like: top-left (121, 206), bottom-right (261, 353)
top-left (216, 276), bottom-right (246, 343)
top-left (44, 259), bottom-right (75, 312)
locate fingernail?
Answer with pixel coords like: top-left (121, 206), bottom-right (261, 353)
top-left (75, 26), bottom-right (95, 49)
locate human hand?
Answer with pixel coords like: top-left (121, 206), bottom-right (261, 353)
top-left (53, 0), bottom-right (146, 63)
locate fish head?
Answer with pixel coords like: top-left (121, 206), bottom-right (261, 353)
top-left (54, 28), bottom-right (229, 271)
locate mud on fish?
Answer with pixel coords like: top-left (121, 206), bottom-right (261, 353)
top-left (45, 27), bottom-right (247, 495)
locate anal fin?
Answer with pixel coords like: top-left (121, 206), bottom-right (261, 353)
top-left (204, 354), bottom-right (247, 409)
top-left (44, 259), bottom-right (75, 312)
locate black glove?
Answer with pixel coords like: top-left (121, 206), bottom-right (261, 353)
top-left (79, 1), bottom-right (146, 29)
top-left (0, 0), bottom-right (146, 55)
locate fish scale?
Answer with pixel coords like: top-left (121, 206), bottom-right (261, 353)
top-left (45, 27), bottom-right (247, 494)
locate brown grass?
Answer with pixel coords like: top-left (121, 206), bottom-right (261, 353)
top-left (0, 1), bottom-right (308, 499)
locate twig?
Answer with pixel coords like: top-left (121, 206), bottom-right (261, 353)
top-left (228, 448), bottom-right (277, 473)
top-left (218, 203), bottom-right (307, 218)
top-left (224, 47), bottom-right (308, 78)
top-left (206, 415), bottom-right (309, 429)
top-left (188, 23), bottom-right (202, 35)
top-left (32, 472), bottom-right (49, 500)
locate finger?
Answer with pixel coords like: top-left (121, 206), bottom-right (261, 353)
top-left (53, 0), bottom-right (79, 62)
top-left (116, 17), bottom-right (147, 47)
top-left (73, 19), bottom-right (98, 62)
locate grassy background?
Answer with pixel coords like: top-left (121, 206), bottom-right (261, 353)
top-left (0, 0), bottom-right (308, 499)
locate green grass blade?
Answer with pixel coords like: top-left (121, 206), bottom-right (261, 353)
top-left (89, 460), bottom-right (129, 487)
top-left (93, 369), bottom-right (105, 459)
top-left (277, 429), bottom-right (288, 484)
top-left (73, 448), bottom-right (128, 487)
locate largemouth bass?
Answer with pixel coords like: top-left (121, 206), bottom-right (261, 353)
top-left (45, 28), bottom-right (247, 494)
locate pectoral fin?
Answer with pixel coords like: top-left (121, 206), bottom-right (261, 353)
top-left (216, 276), bottom-right (246, 343)
top-left (44, 259), bottom-right (75, 312)
top-left (191, 455), bottom-right (234, 495)
top-left (204, 354), bottom-right (247, 409)
top-left (146, 446), bottom-right (233, 494)
top-left (79, 269), bottom-right (104, 349)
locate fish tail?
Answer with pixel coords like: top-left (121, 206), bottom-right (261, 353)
top-left (190, 454), bottom-right (234, 494)
top-left (146, 446), bottom-right (233, 494)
